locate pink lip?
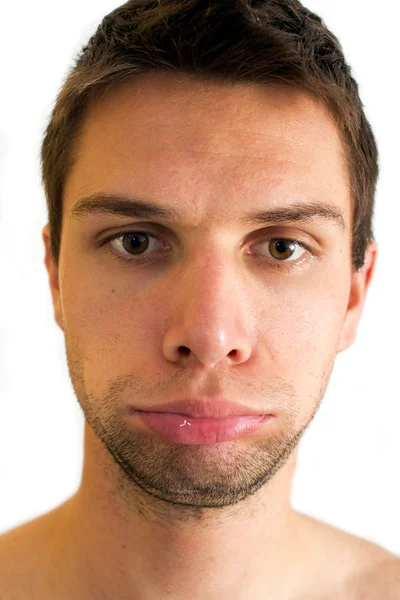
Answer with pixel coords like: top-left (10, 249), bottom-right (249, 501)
top-left (132, 411), bottom-right (273, 445)
top-left (128, 397), bottom-right (269, 419)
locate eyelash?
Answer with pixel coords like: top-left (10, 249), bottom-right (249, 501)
top-left (99, 230), bottom-right (316, 272)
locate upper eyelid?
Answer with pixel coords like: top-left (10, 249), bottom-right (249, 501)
top-left (102, 228), bottom-right (311, 245)
top-left (99, 222), bottom-right (317, 245)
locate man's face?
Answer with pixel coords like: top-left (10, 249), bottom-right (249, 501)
top-left (43, 74), bottom-right (372, 511)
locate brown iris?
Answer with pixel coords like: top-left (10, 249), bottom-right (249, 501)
top-left (268, 239), bottom-right (297, 260)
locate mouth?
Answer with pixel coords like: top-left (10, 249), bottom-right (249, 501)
top-left (131, 410), bottom-right (274, 445)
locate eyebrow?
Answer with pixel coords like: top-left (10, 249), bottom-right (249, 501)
top-left (70, 193), bottom-right (347, 233)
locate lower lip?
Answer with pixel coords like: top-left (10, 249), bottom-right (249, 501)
top-left (131, 411), bottom-right (272, 445)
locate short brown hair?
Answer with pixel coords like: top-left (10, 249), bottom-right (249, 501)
top-left (40, 0), bottom-right (379, 271)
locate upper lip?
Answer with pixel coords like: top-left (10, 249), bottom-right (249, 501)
top-left (132, 397), bottom-right (269, 418)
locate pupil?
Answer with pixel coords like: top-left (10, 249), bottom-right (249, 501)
top-left (124, 233), bottom-right (148, 254)
top-left (272, 239), bottom-right (295, 259)
top-left (275, 240), bottom-right (288, 254)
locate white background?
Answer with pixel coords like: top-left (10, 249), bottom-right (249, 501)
top-left (0, 1), bottom-right (399, 553)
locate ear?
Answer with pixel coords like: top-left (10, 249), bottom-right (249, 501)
top-left (42, 224), bottom-right (64, 332)
top-left (337, 241), bottom-right (378, 353)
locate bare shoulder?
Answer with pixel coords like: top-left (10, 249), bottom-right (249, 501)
top-left (0, 502), bottom-right (72, 599)
top-left (0, 517), bottom-right (51, 599)
top-left (348, 551), bottom-right (400, 600)
top-left (296, 511), bottom-right (400, 600)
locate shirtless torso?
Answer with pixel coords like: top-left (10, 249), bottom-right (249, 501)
top-left (0, 506), bottom-right (398, 599)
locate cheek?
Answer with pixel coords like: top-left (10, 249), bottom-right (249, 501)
top-left (60, 268), bottom-right (160, 390)
top-left (258, 289), bottom-right (345, 396)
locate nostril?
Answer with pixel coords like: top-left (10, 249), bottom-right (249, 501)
top-left (179, 346), bottom-right (190, 356)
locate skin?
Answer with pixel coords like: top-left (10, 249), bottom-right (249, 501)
top-left (5, 73), bottom-right (389, 598)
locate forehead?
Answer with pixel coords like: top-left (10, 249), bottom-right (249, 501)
top-left (64, 73), bottom-right (351, 229)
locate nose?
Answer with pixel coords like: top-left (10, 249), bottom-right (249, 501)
top-left (162, 255), bottom-right (256, 370)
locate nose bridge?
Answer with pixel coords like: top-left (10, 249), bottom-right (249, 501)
top-left (182, 231), bottom-right (242, 311)
top-left (187, 259), bottom-right (229, 319)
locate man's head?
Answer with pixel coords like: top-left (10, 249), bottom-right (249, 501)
top-left (41, 0), bottom-right (378, 516)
